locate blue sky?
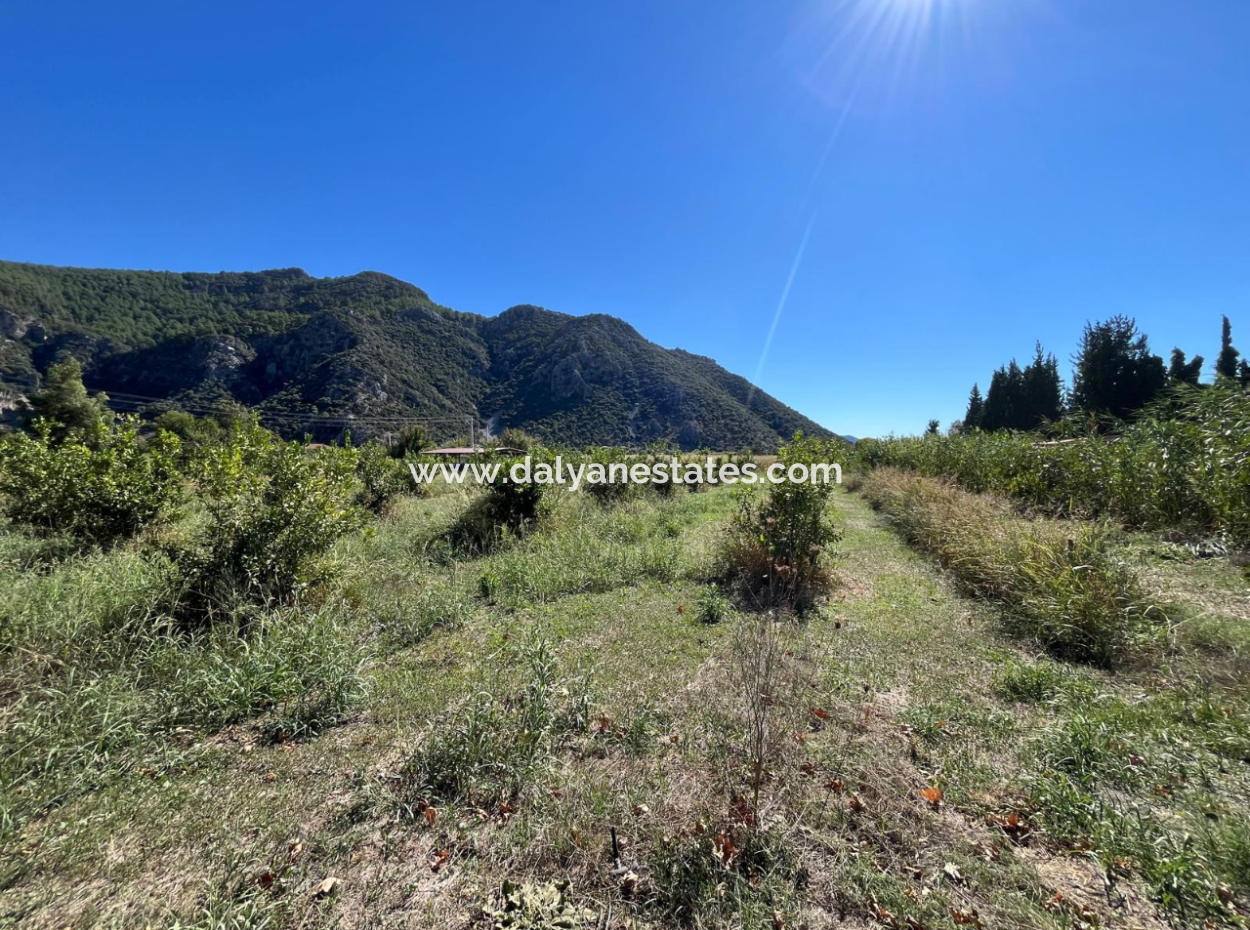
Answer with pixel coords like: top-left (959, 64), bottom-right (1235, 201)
top-left (2, 1), bottom-right (1247, 438)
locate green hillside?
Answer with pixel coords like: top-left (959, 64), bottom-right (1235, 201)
top-left (0, 260), bottom-right (833, 449)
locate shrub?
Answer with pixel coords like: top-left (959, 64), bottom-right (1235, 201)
top-left (448, 449), bottom-right (554, 552)
top-left (580, 446), bottom-right (634, 506)
top-left (152, 409), bottom-right (225, 455)
top-left (496, 427), bottom-right (540, 452)
top-left (388, 424), bottom-right (429, 459)
top-left (0, 418), bottom-right (182, 544)
top-left (354, 439), bottom-right (419, 513)
top-left (723, 434), bottom-right (841, 609)
top-left (172, 421), bottom-right (362, 621)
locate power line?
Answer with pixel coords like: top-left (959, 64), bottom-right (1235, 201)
top-left (99, 391), bottom-right (481, 434)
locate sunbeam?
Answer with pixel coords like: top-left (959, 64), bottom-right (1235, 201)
top-left (748, 211), bottom-right (819, 403)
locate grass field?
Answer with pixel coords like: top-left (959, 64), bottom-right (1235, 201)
top-left (2, 471), bottom-right (1248, 929)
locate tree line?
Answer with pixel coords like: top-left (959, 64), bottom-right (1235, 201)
top-left (952, 315), bottom-right (1248, 434)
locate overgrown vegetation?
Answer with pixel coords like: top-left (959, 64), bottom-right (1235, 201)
top-left (172, 420), bottom-right (363, 621)
top-left (0, 418), bottom-right (182, 544)
top-left (861, 468), bottom-right (1165, 665)
top-left (858, 384), bottom-right (1250, 545)
top-left (2, 401), bottom-right (1247, 930)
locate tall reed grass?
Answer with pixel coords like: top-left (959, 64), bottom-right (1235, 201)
top-left (861, 469), bottom-right (1166, 666)
top-left (853, 386), bottom-right (1250, 545)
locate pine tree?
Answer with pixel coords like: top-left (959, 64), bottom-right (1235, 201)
top-left (982, 361), bottom-right (1026, 431)
top-left (1216, 316), bottom-right (1241, 380)
top-left (926, 419), bottom-right (940, 436)
top-left (1070, 316), bottom-right (1166, 421)
top-left (1021, 343), bottom-right (1064, 428)
top-left (1168, 348), bottom-right (1204, 386)
top-left (964, 384), bottom-right (985, 431)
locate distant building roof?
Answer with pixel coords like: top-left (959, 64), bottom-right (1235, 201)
top-left (422, 446), bottom-right (524, 455)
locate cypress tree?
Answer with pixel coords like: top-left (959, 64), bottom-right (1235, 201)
top-left (982, 361), bottom-right (1026, 432)
top-left (1216, 316), bottom-right (1241, 380)
top-left (1168, 348), bottom-right (1204, 386)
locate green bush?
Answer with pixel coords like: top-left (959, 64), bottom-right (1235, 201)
top-left (448, 449), bottom-right (555, 552)
top-left (388, 424), bottom-right (429, 458)
top-left (580, 446), bottom-right (635, 506)
top-left (723, 434), bottom-right (841, 609)
top-left (152, 409), bottom-right (225, 455)
top-left (0, 418), bottom-right (182, 544)
top-left (172, 421), bottom-right (362, 621)
top-left (354, 439), bottom-right (419, 513)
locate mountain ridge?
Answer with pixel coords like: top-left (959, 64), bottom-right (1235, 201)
top-left (0, 260), bottom-right (834, 450)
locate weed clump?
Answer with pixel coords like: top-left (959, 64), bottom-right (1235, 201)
top-left (992, 658), bottom-right (1088, 703)
top-left (394, 634), bottom-right (590, 813)
top-left (481, 880), bottom-right (591, 929)
top-left (696, 583), bottom-right (729, 623)
top-left (646, 818), bottom-right (804, 926)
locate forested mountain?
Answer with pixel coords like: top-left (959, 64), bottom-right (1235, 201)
top-left (0, 261), bottom-right (833, 449)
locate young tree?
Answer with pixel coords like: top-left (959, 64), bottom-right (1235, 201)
top-left (1168, 348), bottom-right (1204, 386)
top-left (1070, 316), bottom-right (1166, 421)
top-left (964, 384), bottom-right (985, 431)
top-left (23, 357), bottom-right (112, 443)
top-left (389, 423), bottom-right (430, 458)
top-left (1216, 316), bottom-right (1241, 381)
